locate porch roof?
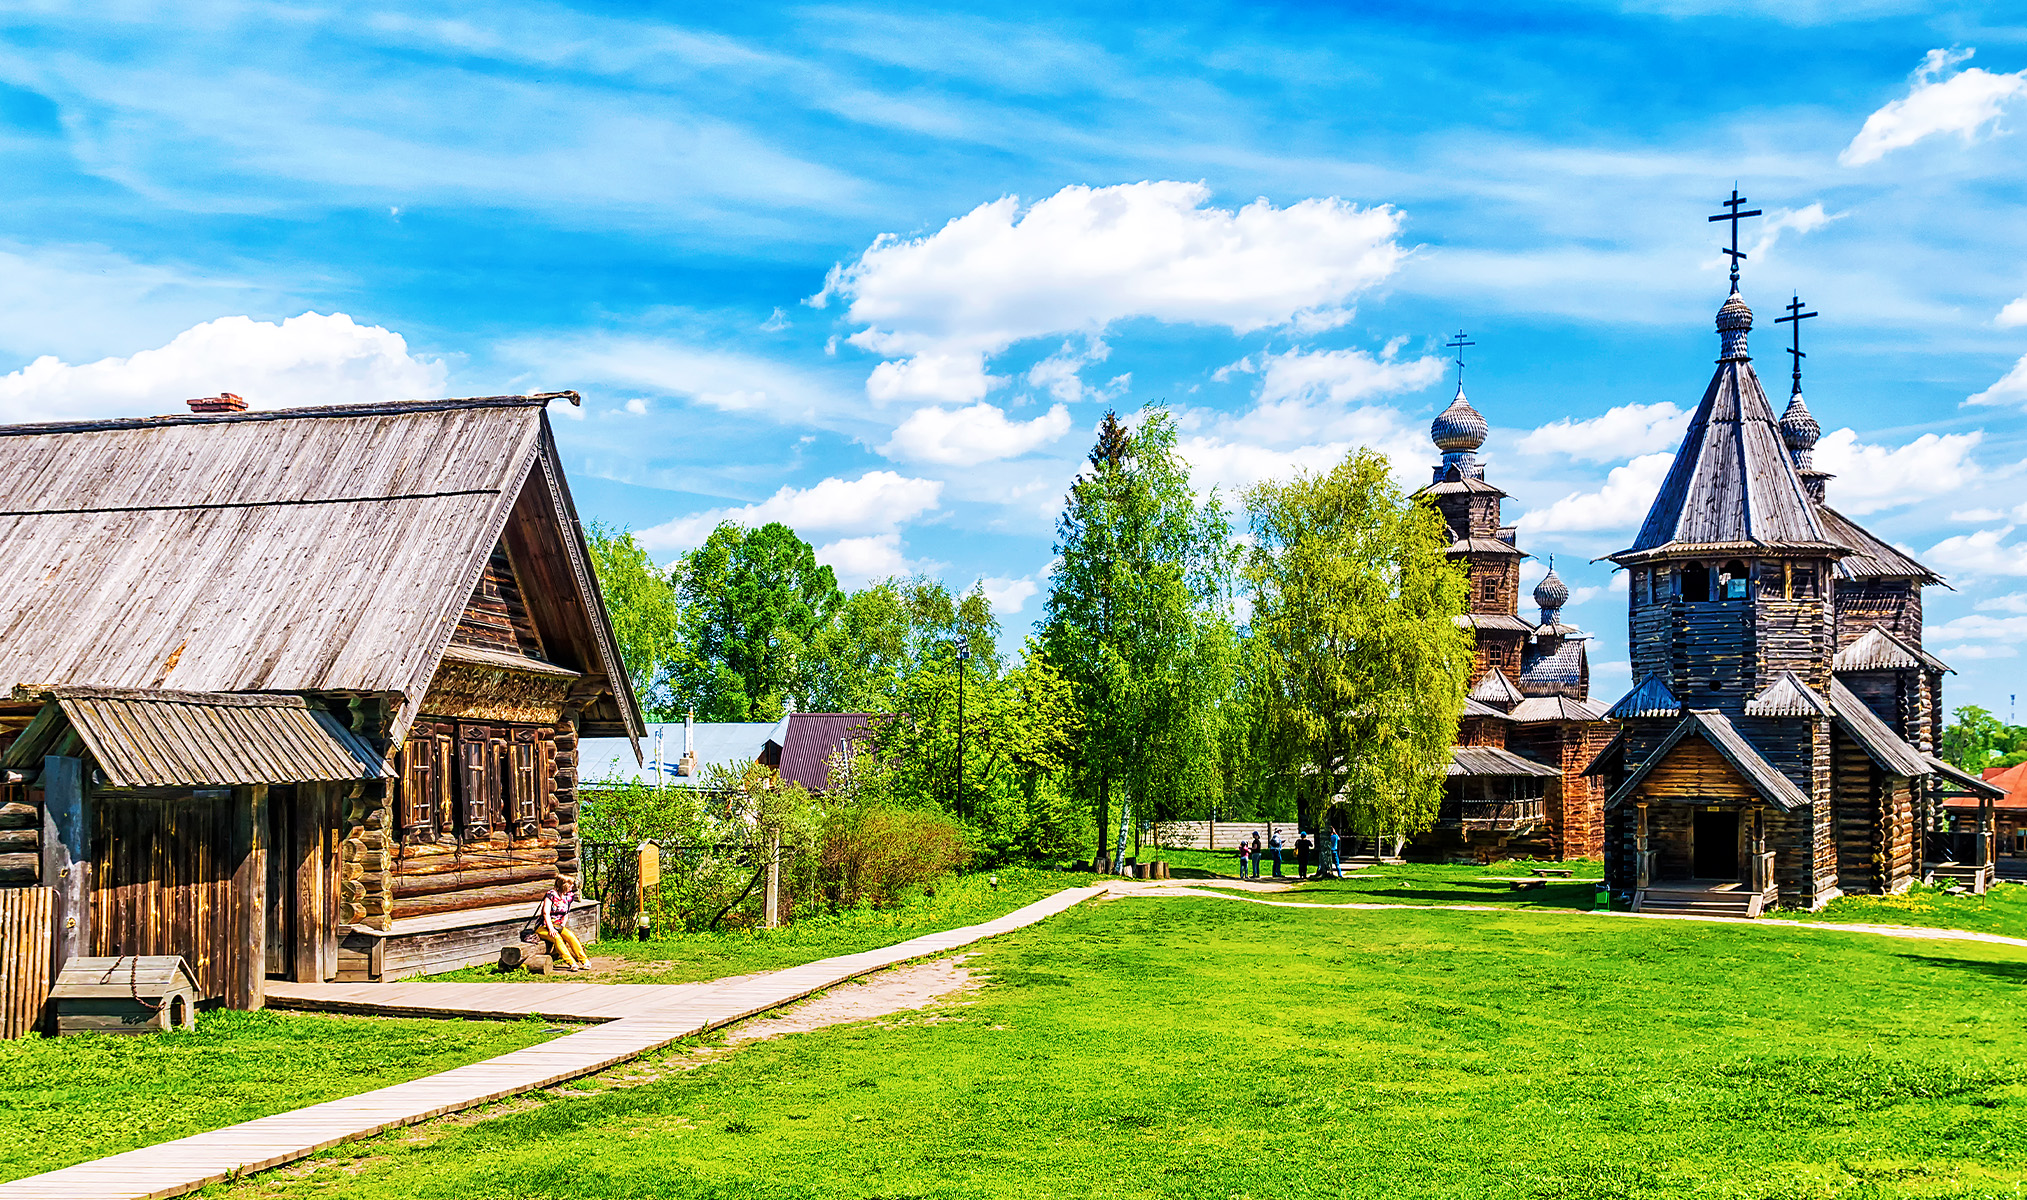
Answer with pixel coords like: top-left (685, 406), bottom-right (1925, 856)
top-left (2, 686), bottom-right (383, 788)
top-left (1604, 709), bottom-right (1808, 811)
top-left (1448, 745), bottom-right (1561, 778)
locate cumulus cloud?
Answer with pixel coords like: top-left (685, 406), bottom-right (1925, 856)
top-left (1027, 338), bottom-right (1127, 404)
top-left (1516, 452), bottom-right (1674, 534)
top-left (882, 401), bottom-right (1073, 466)
top-left (1997, 296), bottom-right (2027, 328)
top-left (1812, 428), bottom-right (1982, 514)
top-left (980, 575), bottom-right (1039, 614)
top-left (508, 333), bottom-right (851, 423)
top-left (1928, 612), bottom-right (2027, 647)
top-left (0, 312), bottom-right (447, 424)
top-left (1190, 344), bottom-right (1443, 477)
top-left (816, 181), bottom-right (1408, 404)
top-left (1517, 402), bottom-right (1690, 462)
top-left (1968, 353), bottom-right (2027, 407)
top-left (815, 532), bottom-right (914, 590)
top-left (1178, 436), bottom-right (1392, 501)
top-left (1841, 49), bottom-right (2027, 167)
top-left (1925, 525), bottom-right (2027, 576)
top-left (637, 470), bottom-right (943, 551)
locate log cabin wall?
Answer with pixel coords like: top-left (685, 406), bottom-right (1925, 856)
top-left (1458, 716), bottom-right (1505, 748)
top-left (1668, 599), bottom-right (1755, 714)
top-left (1646, 805), bottom-right (1693, 880)
top-left (1831, 731), bottom-right (1880, 892)
top-left (1467, 552), bottom-right (1519, 619)
top-left (1471, 634), bottom-right (1524, 683)
top-left (0, 782), bottom-right (34, 886)
top-left (1753, 593), bottom-right (1832, 692)
top-left (451, 544), bottom-right (549, 661)
top-left (1835, 581), bottom-right (1923, 652)
top-left (390, 716), bottom-right (562, 922)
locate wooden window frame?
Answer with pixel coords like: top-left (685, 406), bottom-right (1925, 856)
top-left (510, 729), bottom-right (540, 834)
top-left (457, 725), bottom-right (494, 840)
top-left (400, 735), bottom-right (438, 839)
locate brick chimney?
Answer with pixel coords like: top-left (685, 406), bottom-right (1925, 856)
top-left (186, 393), bottom-right (247, 414)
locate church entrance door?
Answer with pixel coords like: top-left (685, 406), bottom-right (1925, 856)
top-left (1692, 809), bottom-right (1739, 880)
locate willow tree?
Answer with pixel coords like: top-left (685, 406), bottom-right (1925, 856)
top-left (1242, 449), bottom-right (1470, 852)
top-left (1044, 409), bottom-right (1237, 868)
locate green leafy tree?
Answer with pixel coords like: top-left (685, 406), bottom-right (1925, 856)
top-left (585, 523), bottom-right (684, 721)
top-left (1940, 705), bottom-right (2027, 771)
top-left (1043, 408), bottom-right (1239, 866)
top-left (672, 522), bottom-right (844, 720)
top-left (801, 576), bottom-right (999, 712)
top-left (1241, 448), bottom-right (1471, 850)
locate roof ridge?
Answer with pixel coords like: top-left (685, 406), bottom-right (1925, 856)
top-left (0, 393), bottom-right (578, 438)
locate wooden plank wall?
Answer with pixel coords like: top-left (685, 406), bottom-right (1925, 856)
top-left (0, 783), bottom-right (35, 886)
top-left (1836, 582), bottom-right (1923, 652)
top-left (0, 887), bottom-right (52, 1038)
top-left (451, 544), bottom-right (549, 661)
top-left (1753, 595), bottom-right (1830, 689)
top-left (90, 792), bottom-right (236, 1000)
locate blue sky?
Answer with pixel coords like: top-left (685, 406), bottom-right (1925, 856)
top-left (6, 1), bottom-right (2027, 715)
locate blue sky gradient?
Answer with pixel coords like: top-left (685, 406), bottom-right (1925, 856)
top-left (7, 2), bottom-right (2027, 715)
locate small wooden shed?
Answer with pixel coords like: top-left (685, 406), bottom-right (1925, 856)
top-left (51, 955), bottom-right (200, 1035)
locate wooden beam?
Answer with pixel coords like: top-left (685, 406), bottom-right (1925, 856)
top-left (229, 783), bottom-right (269, 1010)
top-left (41, 755), bottom-right (87, 995)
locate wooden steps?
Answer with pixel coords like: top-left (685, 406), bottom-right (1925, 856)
top-left (1925, 862), bottom-right (1993, 894)
top-left (1633, 887), bottom-right (1765, 918)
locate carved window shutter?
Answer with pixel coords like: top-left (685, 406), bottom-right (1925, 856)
top-left (539, 735), bottom-right (556, 814)
top-left (434, 733), bottom-right (455, 830)
top-left (512, 738), bottom-right (539, 827)
top-left (458, 726), bottom-right (491, 838)
top-left (487, 734), bottom-right (509, 829)
top-left (400, 735), bottom-right (436, 837)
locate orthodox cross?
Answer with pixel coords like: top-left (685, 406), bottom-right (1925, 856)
top-left (1706, 187), bottom-right (1763, 290)
top-left (1773, 294), bottom-right (1817, 396)
top-left (1445, 329), bottom-right (1474, 390)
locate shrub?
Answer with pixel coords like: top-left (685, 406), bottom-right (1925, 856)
top-left (816, 804), bottom-right (972, 910)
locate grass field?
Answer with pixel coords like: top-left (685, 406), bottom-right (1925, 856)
top-left (0, 1008), bottom-right (558, 1184)
top-left (221, 891), bottom-right (2027, 1199)
top-left (431, 866), bottom-right (1083, 985)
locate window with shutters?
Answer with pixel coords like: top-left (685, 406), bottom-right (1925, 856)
top-left (458, 727), bottom-right (494, 838)
top-left (511, 733), bottom-right (540, 831)
top-left (400, 735), bottom-right (438, 838)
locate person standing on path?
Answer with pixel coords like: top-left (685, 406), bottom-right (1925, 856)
top-left (1270, 829), bottom-right (1284, 878)
top-left (1325, 828), bottom-right (1342, 878)
top-left (1236, 838), bottom-right (1251, 880)
top-left (1250, 831), bottom-right (1264, 880)
top-left (1294, 831), bottom-right (1312, 879)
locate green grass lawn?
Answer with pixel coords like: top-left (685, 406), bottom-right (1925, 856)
top-left (430, 866), bottom-right (1085, 985)
top-left (0, 1008), bottom-right (558, 1184)
top-left (222, 892), bottom-right (2027, 1199)
top-left (1794, 881), bottom-right (2027, 940)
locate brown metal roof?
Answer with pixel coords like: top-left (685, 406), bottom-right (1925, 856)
top-left (774, 713), bottom-right (878, 791)
top-left (4, 687), bottom-right (383, 787)
top-left (1617, 295), bottom-right (1841, 561)
top-left (0, 397), bottom-right (643, 748)
top-left (1448, 745), bottom-right (1561, 778)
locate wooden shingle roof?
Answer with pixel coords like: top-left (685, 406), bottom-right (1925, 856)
top-left (0, 396), bottom-right (642, 747)
top-left (1614, 292), bottom-right (1844, 564)
top-left (1815, 505), bottom-right (1945, 585)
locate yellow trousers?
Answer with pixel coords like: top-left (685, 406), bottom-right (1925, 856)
top-left (539, 925), bottom-right (588, 967)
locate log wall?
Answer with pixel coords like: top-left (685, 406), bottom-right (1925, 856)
top-left (1836, 581), bottom-right (1923, 652)
top-left (0, 783), bottom-right (36, 886)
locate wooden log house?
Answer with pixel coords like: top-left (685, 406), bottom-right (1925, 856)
top-left (0, 392), bottom-right (642, 1016)
top-left (1410, 383), bottom-right (1615, 861)
top-left (1589, 284), bottom-right (2002, 916)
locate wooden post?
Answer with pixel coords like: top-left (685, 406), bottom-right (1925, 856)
top-left (230, 783), bottom-right (269, 1011)
top-left (763, 828), bottom-right (781, 929)
top-left (1634, 801), bottom-right (1651, 890)
top-left (294, 784), bottom-right (338, 984)
top-left (41, 755), bottom-right (87, 987)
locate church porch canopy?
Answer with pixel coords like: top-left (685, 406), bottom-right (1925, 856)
top-left (1604, 709), bottom-right (1808, 812)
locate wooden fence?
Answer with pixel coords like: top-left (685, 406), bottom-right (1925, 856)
top-left (0, 887), bottom-right (52, 1038)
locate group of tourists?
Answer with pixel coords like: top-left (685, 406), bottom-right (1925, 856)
top-left (1235, 828), bottom-right (1340, 880)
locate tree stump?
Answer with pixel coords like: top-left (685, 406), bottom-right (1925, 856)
top-left (527, 953), bottom-right (554, 975)
top-left (498, 945), bottom-right (527, 972)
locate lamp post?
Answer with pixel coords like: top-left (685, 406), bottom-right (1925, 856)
top-left (953, 640), bottom-right (971, 821)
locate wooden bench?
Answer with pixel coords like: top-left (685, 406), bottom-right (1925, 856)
top-left (1528, 867), bottom-right (1576, 878)
top-left (1481, 877), bottom-right (1547, 891)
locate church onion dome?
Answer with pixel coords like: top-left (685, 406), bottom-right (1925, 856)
top-left (1532, 568), bottom-right (1569, 611)
top-left (1716, 290), bottom-right (1753, 360)
top-left (1430, 388), bottom-right (1488, 452)
top-left (1779, 392), bottom-right (1820, 453)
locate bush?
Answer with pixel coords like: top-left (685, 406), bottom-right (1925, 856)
top-left (816, 804), bottom-right (972, 910)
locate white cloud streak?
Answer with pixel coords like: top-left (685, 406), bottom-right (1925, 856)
top-left (636, 470), bottom-right (944, 551)
top-left (882, 402), bottom-right (1073, 466)
top-left (1516, 452), bottom-right (1674, 534)
top-left (1841, 49), bottom-right (2027, 167)
top-left (1517, 402), bottom-right (1690, 462)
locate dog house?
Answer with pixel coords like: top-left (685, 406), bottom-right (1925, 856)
top-left (51, 955), bottom-right (200, 1035)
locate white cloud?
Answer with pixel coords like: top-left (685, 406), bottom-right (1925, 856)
top-left (1929, 612), bottom-right (2027, 642)
top-left (1841, 49), bottom-right (2027, 167)
top-left (511, 333), bottom-right (850, 424)
top-left (1925, 525), bottom-right (2027, 577)
top-left (815, 532), bottom-right (913, 590)
top-left (1026, 338), bottom-right (1126, 404)
top-left (1997, 297), bottom-right (2027, 328)
top-left (1517, 402), bottom-right (1689, 462)
top-left (980, 575), bottom-right (1038, 614)
top-left (623, 397), bottom-right (648, 415)
top-left (1812, 428), bottom-right (1982, 515)
top-left (1968, 353), bottom-right (2027, 407)
top-left (1976, 592), bottom-right (2027, 613)
top-left (1953, 508), bottom-right (2008, 522)
top-left (881, 401), bottom-right (1073, 466)
top-left (1516, 452), bottom-right (1674, 534)
top-left (637, 470), bottom-right (944, 551)
top-left (1930, 643), bottom-right (2018, 661)
top-left (1254, 345), bottom-right (1446, 410)
top-left (818, 181), bottom-right (1408, 403)
top-left (0, 312), bottom-right (447, 423)
top-left (1178, 437), bottom-right (1373, 501)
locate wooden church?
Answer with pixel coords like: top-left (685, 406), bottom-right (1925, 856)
top-left (1591, 203), bottom-right (2001, 915)
top-left (1415, 369), bottom-right (1617, 862)
top-left (0, 392), bottom-right (641, 1020)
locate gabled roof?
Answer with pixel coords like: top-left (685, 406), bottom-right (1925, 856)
top-left (1815, 505), bottom-right (1946, 586)
top-left (1833, 626), bottom-right (1952, 675)
top-left (0, 396), bottom-right (643, 749)
top-left (1, 686), bottom-right (382, 787)
top-left (1930, 754), bottom-right (2008, 802)
top-left (1461, 697), bottom-right (1515, 721)
top-left (1827, 678), bottom-right (1930, 778)
top-left (1448, 745), bottom-right (1561, 778)
top-left (1508, 695), bottom-right (1611, 723)
top-left (1743, 671), bottom-right (1832, 719)
top-left (1468, 667), bottom-right (1524, 707)
top-left (1454, 613), bottom-right (1534, 635)
top-left (1613, 293), bottom-right (1844, 563)
top-left (774, 713), bottom-right (878, 790)
top-left (1420, 476), bottom-right (1507, 497)
top-left (1607, 674), bottom-right (1681, 719)
top-left (1605, 709), bottom-right (1809, 811)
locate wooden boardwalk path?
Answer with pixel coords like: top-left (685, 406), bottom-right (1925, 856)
top-left (0, 884), bottom-right (1110, 1200)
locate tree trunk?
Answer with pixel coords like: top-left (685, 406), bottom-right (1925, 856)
top-left (1095, 773), bottom-right (1111, 868)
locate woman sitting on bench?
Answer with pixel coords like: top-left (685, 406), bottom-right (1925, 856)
top-left (538, 874), bottom-right (591, 972)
